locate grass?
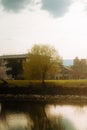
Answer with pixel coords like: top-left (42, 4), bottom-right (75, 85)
top-left (6, 80), bottom-right (43, 87)
top-left (1, 79), bottom-right (87, 100)
top-left (3, 79), bottom-right (87, 88)
top-left (1, 79), bottom-right (87, 96)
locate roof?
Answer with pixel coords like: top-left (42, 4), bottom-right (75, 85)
top-left (0, 54), bottom-right (26, 59)
top-left (63, 66), bottom-right (73, 71)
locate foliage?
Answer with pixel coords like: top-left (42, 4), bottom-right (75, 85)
top-left (72, 57), bottom-right (87, 79)
top-left (23, 44), bottom-right (62, 83)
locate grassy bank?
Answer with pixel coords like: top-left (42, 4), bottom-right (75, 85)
top-left (2, 79), bottom-right (87, 88)
top-left (0, 80), bottom-right (87, 96)
top-left (0, 80), bottom-right (87, 102)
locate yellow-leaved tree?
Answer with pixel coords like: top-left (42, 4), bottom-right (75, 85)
top-left (23, 44), bottom-right (62, 84)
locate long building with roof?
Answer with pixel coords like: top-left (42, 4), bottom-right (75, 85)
top-left (0, 54), bottom-right (73, 80)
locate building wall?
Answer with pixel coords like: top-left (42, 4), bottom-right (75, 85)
top-left (0, 54), bottom-right (26, 79)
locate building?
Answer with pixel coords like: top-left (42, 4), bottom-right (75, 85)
top-left (0, 54), bottom-right (26, 79)
top-left (0, 54), bottom-right (73, 80)
top-left (61, 66), bottom-right (73, 79)
top-left (0, 59), bottom-right (8, 79)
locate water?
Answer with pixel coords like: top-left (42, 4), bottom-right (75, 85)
top-left (0, 101), bottom-right (87, 130)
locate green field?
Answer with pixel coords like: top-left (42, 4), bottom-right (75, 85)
top-left (1, 80), bottom-right (87, 100)
top-left (1, 79), bottom-right (87, 88)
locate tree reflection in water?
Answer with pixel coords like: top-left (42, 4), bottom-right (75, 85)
top-left (0, 102), bottom-right (77, 130)
top-left (45, 105), bottom-right (76, 130)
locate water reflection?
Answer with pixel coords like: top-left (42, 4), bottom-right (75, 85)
top-left (0, 102), bottom-right (87, 130)
top-left (6, 113), bottom-right (33, 130)
top-left (0, 113), bottom-right (33, 130)
top-left (46, 105), bottom-right (87, 130)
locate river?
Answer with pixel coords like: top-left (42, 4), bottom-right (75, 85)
top-left (0, 101), bottom-right (87, 130)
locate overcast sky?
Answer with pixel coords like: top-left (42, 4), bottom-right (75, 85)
top-left (0, 0), bottom-right (87, 59)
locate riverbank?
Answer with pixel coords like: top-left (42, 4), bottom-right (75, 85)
top-left (0, 80), bottom-right (87, 103)
top-left (0, 80), bottom-right (87, 96)
top-left (1, 94), bottom-right (87, 106)
top-left (1, 80), bottom-right (87, 95)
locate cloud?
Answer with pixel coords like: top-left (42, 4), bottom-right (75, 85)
top-left (1, 0), bottom-right (30, 12)
top-left (0, 0), bottom-right (73, 17)
top-left (41, 0), bottom-right (72, 17)
top-left (82, 1), bottom-right (87, 11)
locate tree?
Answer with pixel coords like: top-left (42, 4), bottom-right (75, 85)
top-left (23, 44), bottom-right (62, 83)
top-left (72, 57), bottom-right (87, 79)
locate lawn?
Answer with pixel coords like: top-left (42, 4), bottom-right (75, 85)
top-left (0, 79), bottom-right (87, 101)
top-left (3, 79), bottom-right (87, 88)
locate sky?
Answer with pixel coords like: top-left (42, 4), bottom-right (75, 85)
top-left (0, 0), bottom-right (87, 59)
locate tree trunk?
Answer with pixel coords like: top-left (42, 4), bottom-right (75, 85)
top-left (42, 70), bottom-right (46, 86)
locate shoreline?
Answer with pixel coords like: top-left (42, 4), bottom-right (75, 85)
top-left (1, 94), bottom-right (87, 105)
top-left (1, 80), bottom-right (87, 104)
